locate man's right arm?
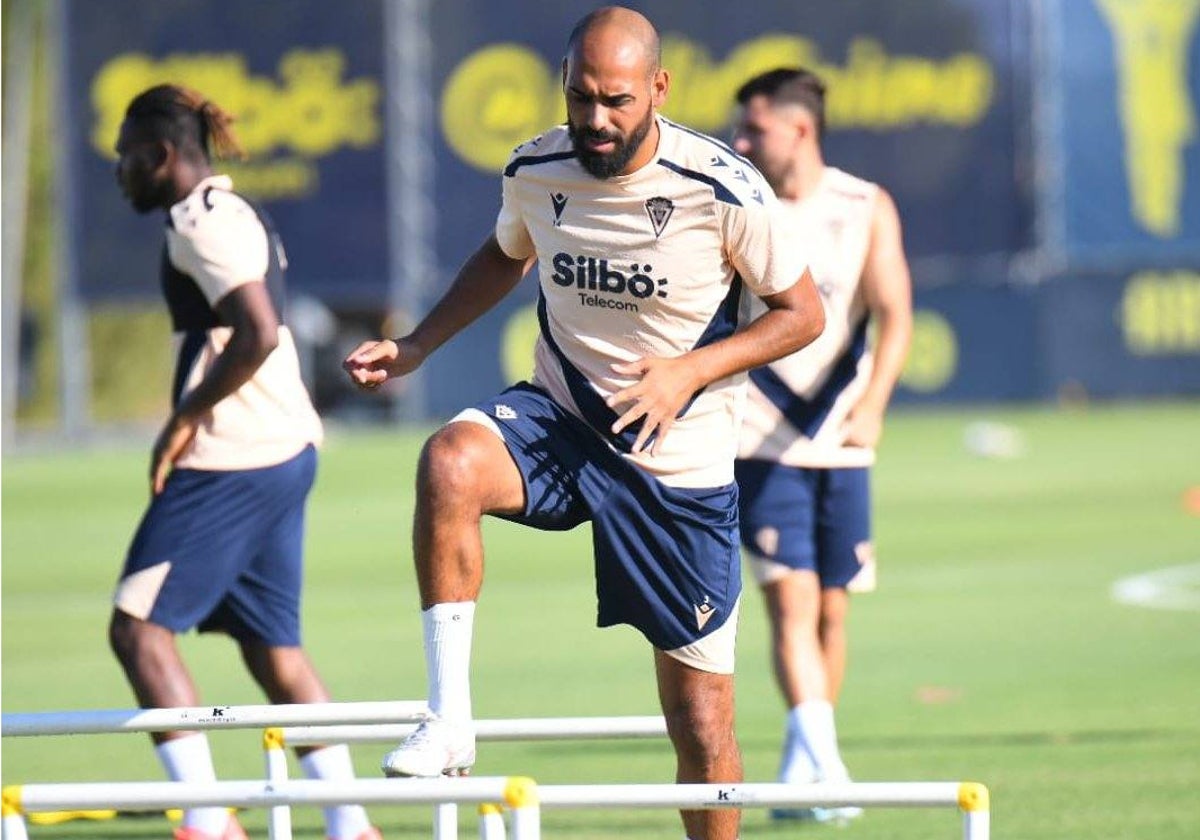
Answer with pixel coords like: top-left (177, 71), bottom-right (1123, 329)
top-left (344, 235), bottom-right (533, 388)
top-left (841, 188), bottom-right (912, 448)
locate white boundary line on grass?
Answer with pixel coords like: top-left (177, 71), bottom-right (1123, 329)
top-left (1110, 563), bottom-right (1200, 612)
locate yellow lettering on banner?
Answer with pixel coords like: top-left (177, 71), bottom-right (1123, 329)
top-left (442, 33), bottom-right (995, 172)
top-left (222, 159), bottom-right (319, 200)
top-left (1122, 271), bottom-right (1200, 355)
top-left (1095, 0), bottom-right (1200, 238)
top-left (90, 48), bottom-right (380, 200)
top-left (442, 45), bottom-right (564, 172)
top-left (901, 310), bottom-right (958, 393)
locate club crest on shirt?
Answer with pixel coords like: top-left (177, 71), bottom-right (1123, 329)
top-left (645, 196), bottom-right (675, 239)
top-left (550, 192), bottom-right (569, 226)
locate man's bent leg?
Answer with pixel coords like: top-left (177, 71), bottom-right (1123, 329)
top-left (765, 574), bottom-right (849, 781)
top-left (239, 641), bottom-right (330, 705)
top-left (384, 420), bottom-right (525, 777)
top-left (108, 610), bottom-right (235, 838)
top-left (818, 587), bottom-right (851, 704)
top-left (762, 571), bottom-right (827, 707)
top-left (654, 650), bottom-right (741, 840)
top-left (240, 642), bottom-right (377, 840)
top-left (109, 610), bottom-right (203, 727)
top-left (765, 573), bottom-right (857, 822)
top-left (771, 582), bottom-right (857, 821)
top-left (413, 420), bottom-right (525, 607)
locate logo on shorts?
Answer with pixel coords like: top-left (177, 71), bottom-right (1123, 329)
top-left (494, 404), bottom-right (517, 420)
top-left (848, 541), bottom-right (877, 594)
top-left (694, 596), bottom-right (716, 631)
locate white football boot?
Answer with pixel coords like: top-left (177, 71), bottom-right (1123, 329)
top-left (381, 718), bottom-right (476, 778)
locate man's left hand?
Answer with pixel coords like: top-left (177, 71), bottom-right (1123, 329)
top-left (607, 356), bottom-right (701, 455)
top-left (841, 401), bottom-right (885, 449)
top-left (150, 413), bottom-right (200, 496)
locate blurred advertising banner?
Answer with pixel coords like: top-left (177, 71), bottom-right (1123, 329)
top-left (1041, 268), bottom-right (1200, 399)
top-left (64, 0), bottom-right (388, 307)
top-left (428, 0), bottom-right (1031, 269)
top-left (422, 280), bottom-right (1051, 415)
top-left (1048, 0), bottom-right (1200, 267)
top-left (893, 283), bottom-right (1041, 404)
top-left (424, 281), bottom-right (1045, 416)
top-left (420, 271), bottom-right (1200, 413)
top-left (423, 279), bottom-right (1047, 413)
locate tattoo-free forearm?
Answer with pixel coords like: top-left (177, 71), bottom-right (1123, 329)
top-left (859, 304), bottom-right (911, 412)
top-left (174, 326), bottom-right (275, 422)
top-left (682, 272), bottom-right (825, 388)
top-left (403, 237), bottom-right (531, 358)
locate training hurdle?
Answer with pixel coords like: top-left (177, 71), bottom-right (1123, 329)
top-left (535, 781), bottom-right (989, 840)
top-left (3, 704), bottom-right (988, 838)
top-left (270, 716), bottom-right (670, 839)
top-left (1, 704), bottom-right (669, 839)
top-left (273, 721), bottom-right (987, 840)
top-left (0, 777), bottom-right (541, 840)
top-left (1, 701), bottom-right (431, 840)
top-left (1, 700), bottom-right (432, 737)
top-left (443, 782), bottom-right (987, 840)
top-left (278, 715), bottom-right (669, 745)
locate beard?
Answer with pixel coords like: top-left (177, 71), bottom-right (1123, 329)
top-left (568, 108), bottom-right (654, 179)
top-left (129, 189), bottom-right (164, 214)
top-left (120, 170), bottom-right (174, 214)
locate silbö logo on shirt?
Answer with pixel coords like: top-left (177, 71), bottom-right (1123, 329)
top-left (551, 252), bottom-right (669, 312)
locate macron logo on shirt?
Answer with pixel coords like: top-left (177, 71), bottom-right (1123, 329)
top-left (550, 192), bottom-right (569, 226)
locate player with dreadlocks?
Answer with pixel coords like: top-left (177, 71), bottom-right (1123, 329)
top-left (110, 85), bottom-right (381, 840)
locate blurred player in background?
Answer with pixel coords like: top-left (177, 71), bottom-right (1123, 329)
top-left (344, 8), bottom-right (823, 839)
top-left (110, 84), bottom-right (380, 840)
top-left (731, 67), bottom-right (913, 822)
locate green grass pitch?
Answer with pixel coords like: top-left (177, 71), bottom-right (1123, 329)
top-left (3, 402), bottom-right (1199, 838)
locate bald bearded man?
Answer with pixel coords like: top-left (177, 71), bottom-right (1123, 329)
top-left (345, 9), bottom-right (824, 839)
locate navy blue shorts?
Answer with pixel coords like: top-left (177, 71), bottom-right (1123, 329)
top-left (114, 445), bottom-right (317, 646)
top-left (471, 383), bottom-right (741, 652)
top-left (735, 459), bottom-right (871, 589)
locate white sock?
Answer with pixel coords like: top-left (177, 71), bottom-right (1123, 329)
top-left (423, 601), bottom-right (476, 725)
top-left (300, 745), bottom-right (372, 839)
top-left (778, 710), bottom-right (818, 783)
top-left (792, 700), bottom-right (849, 780)
top-left (155, 734), bottom-right (230, 835)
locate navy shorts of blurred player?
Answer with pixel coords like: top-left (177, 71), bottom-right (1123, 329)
top-left (114, 444), bottom-right (317, 646)
top-left (456, 382), bottom-right (741, 657)
top-left (735, 460), bottom-right (872, 590)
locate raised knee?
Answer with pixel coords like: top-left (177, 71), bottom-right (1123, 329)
top-left (419, 425), bottom-right (491, 500)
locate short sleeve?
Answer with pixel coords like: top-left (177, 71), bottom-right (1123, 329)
top-left (169, 191), bottom-right (270, 306)
top-left (721, 192), bottom-right (806, 299)
top-left (494, 165), bottom-right (535, 261)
